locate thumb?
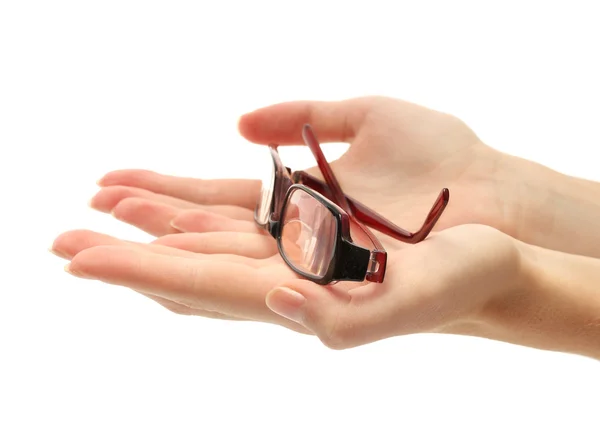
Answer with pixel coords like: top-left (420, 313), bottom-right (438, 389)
top-left (265, 282), bottom-right (380, 349)
top-left (238, 98), bottom-right (376, 146)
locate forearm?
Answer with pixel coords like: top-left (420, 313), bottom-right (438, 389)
top-left (502, 153), bottom-right (600, 258)
top-left (475, 242), bottom-right (600, 359)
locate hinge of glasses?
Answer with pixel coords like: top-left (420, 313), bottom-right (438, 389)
top-left (367, 252), bottom-right (380, 275)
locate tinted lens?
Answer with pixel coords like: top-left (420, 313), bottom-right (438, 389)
top-left (280, 189), bottom-right (337, 278)
top-left (255, 152), bottom-right (276, 225)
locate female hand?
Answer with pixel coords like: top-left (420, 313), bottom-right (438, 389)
top-left (51, 96), bottom-right (554, 329)
top-left (52, 96), bottom-right (600, 355)
top-left (53, 223), bottom-right (524, 349)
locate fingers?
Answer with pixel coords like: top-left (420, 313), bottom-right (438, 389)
top-left (51, 229), bottom-right (263, 267)
top-left (112, 198), bottom-right (180, 237)
top-left (238, 98), bottom-right (375, 145)
top-left (63, 243), bottom-right (309, 332)
top-left (52, 229), bottom-right (137, 259)
top-left (108, 197), bottom-right (260, 237)
top-left (152, 232), bottom-right (277, 259)
top-left (66, 245), bottom-right (296, 324)
top-left (52, 229), bottom-right (199, 260)
top-left (170, 209), bottom-right (262, 235)
top-left (91, 185), bottom-right (199, 211)
top-left (91, 186), bottom-right (254, 221)
top-left (98, 169), bottom-right (260, 210)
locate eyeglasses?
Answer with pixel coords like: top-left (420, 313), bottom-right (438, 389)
top-left (254, 124), bottom-right (450, 285)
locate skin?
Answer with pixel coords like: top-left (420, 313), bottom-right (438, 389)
top-left (51, 96), bottom-right (600, 357)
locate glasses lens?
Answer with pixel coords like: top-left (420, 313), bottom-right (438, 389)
top-left (255, 152), bottom-right (276, 226)
top-left (280, 189), bottom-right (337, 278)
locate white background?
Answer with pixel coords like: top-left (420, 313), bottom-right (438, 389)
top-left (1, 1), bottom-right (599, 422)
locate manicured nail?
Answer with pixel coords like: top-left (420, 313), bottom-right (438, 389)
top-left (110, 208), bottom-right (123, 221)
top-left (266, 287), bottom-right (306, 324)
top-left (64, 264), bottom-right (77, 275)
top-left (49, 247), bottom-right (68, 259)
top-left (63, 264), bottom-right (89, 278)
top-left (169, 219), bottom-right (186, 232)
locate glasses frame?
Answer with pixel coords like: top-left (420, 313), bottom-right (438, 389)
top-left (256, 145), bottom-right (381, 284)
top-left (254, 124), bottom-right (450, 284)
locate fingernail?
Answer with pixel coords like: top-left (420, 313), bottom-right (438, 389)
top-left (64, 264), bottom-right (89, 278)
top-left (169, 218), bottom-right (186, 232)
top-left (266, 287), bottom-right (306, 324)
top-left (110, 208), bottom-right (123, 221)
top-left (49, 247), bottom-right (68, 259)
top-left (64, 264), bottom-right (78, 276)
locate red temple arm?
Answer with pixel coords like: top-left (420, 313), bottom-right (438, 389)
top-left (296, 124), bottom-right (449, 244)
top-left (296, 170), bottom-right (449, 243)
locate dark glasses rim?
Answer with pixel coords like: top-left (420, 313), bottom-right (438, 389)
top-left (275, 184), bottom-right (371, 285)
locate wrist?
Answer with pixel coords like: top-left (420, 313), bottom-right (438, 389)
top-left (476, 238), bottom-right (538, 326)
top-left (466, 240), bottom-right (600, 359)
top-left (493, 151), bottom-right (560, 246)
top-left (499, 152), bottom-right (600, 258)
